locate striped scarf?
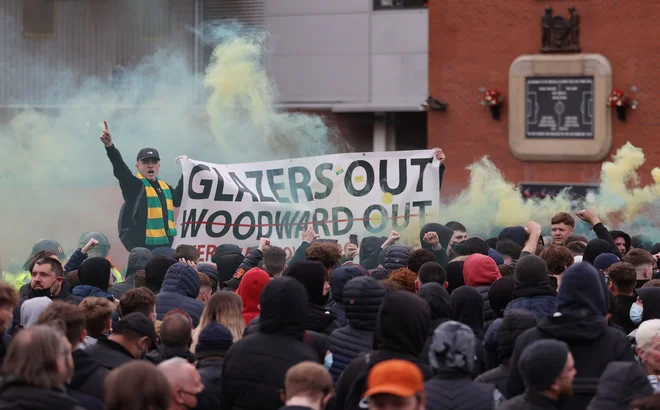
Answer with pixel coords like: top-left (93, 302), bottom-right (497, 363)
top-left (138, 173), bottom-right (177, 245)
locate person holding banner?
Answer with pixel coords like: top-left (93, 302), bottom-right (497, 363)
top-left (100, 121), bottom-right (184, 251)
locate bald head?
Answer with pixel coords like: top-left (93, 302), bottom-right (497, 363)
top-left (159, 313), bottom-right (192, 349)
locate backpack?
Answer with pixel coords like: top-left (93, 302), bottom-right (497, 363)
top-left (341, 353), bottom-right (376, 410)
top-left (117, 187), bottom-right (145, 249)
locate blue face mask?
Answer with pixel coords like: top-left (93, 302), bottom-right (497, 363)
top-left (630, 303), bottom-right (643, 325)
top-left (324, 352), bottom-right (333, 370)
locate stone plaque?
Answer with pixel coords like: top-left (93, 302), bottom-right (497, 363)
top-left (525, 76), bottom-right (594, 139)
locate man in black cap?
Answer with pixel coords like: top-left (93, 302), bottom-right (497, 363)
top-left (101, 121), bottom-right (183, 251)
top-left (85, 312), bottom-right (157, 370)
top-left (500, 339), bottom-right (575, 410)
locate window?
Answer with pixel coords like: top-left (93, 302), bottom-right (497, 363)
top-left (374, 0), bottom-right (427, 10)
top-left (23, 0), bottom-right (57, 39)
top-left (143, 0), bottom-right (171, 38)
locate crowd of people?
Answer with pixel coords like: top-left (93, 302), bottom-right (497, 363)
top-left (1, 207), bottom-right (660, 410)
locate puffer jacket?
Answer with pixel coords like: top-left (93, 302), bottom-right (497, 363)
top-left (328, 277), bottom-right (386, 383)
top-left (326, 265), bottom-right (365, 327)
top-left (196, 357), bottom-right (225, 410)
top-left (476, 285), bottom-right (495, 323)
top-left (72, 285), bottom-right (115, 301)
top-left (587, 361), bottom-right (652, 410)
top-left (506, 295), bottom-right (556, 319)
top-left (156, 262), bottom-right (205, 327)
top-left (383, 245), bottom-right (412, 274)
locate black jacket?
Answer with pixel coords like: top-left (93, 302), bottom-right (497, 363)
top-left (424, 371), bottom-right (497, 410)
top-left (244, 316), bottom-right (329, 363)
top-left (334, 291), bottom-right (432, 410)
top-left (222, 277), bottom-right (321, 410)
top-left (586, 361), bottom-right (653, 410)
top-left (70, 349), bottom-right (109, 401)
top-left (11, 282), bottom-right (82, 335)
top-left (146, 344), bottom-right (196, 365)
top-left (499, 391), bottom-right (561, 410)
top-left (506, 314), bottom-right (634, 409)
top-left (328, 276), bottom-right (385, 383)
top-left (418, 283), bottom-right (452, 365)
top-left (611, 293), bottom-right (637, 335)
top-left (476, 364), bottom-right (509, 395)
top-left (196, 357), bottom-right (225, 410)
top-left (327, 265), bottom-right (365, 327)
top-left (156, 262), bottom-right (205, 327)
top-left (106, 144), bottom-right (183, 251)
top-left (0, 379), bottom-right (85, 410)
top-left (84, 338), bottom-right (136, 371)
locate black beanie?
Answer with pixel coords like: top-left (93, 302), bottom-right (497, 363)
top-left (461, 237), bottom-right (489, 256)
top-left (519, 339), bottom-right (570, 391)
top-left (78, 257), bottom-right (112, 292)
top-left (488, 276), bottom-right (515, 318)
top-left (514, 255), bottom-right (549, 285)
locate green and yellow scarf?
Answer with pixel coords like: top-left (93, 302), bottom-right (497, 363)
top-left (138, 173), bottom-right (177, 245)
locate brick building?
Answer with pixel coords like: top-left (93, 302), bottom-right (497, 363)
top-left (428, 0), bottom-right (659, 197)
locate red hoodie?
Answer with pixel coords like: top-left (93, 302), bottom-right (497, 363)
top-left (236, 268), bottom-right (271, 325)
top-left (463, 254), bottom-right (502, 287)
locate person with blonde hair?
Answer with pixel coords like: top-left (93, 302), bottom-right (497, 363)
top-left (191, 291), bottom-right (244, 352)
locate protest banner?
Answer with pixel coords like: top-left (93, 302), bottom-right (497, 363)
top-left (173, 150), bottom-right (441, 262)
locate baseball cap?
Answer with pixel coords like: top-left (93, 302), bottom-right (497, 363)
top-left (136, 148), bottom-right (160, 161)
top-left (363, 360), bottom-right (423, 399)
top-left (114, 312), bottom-right (158, 347)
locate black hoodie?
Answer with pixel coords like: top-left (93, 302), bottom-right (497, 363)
top-left (506, 263), bottom-right (635, 409)
top-left (109, 247), bottom-right (151, 298)
top-left (359, 236), bottom-right (387, 270)
top-left (587, 361), bottom-right (653, 410)
top-left (419, 223), bottom-right (453, 266)
top-left (334, 291), bottom-right (432, 410)
top-left (418, 283), bottom-right (452, 364)
top-left (222, 278), bottom-right (320, 410)
top-left (610, 230), bottom-right (632, 255)
top-left (636, 287), bottom-right (660, 322)
top-left (450, 286), bottom-right (485, 339)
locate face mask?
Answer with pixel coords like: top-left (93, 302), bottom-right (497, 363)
top-left (137, 341), bottom-right (149, 360)
top-left (324, 352), bottom-right (333, 370)
top-left (630, 303), bottom-right (644, 325)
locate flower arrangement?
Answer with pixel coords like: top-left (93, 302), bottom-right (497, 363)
top-left (481, 89), bottom-right (504, 107)
top-left (607, 89), bottom-right (632, 108)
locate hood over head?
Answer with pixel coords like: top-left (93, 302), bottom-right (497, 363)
top-left (236, 268), bottom-right (271, 323)
top-left (374, 291), bottom-right (430, 356)
top-left (488, 248), bottom-right (505, 265)
top-left (498, 226), bottom-right (527, 248)
top-left (588, 361), bottom-right (653, 410)
top-left (359, 236), bottom-right (387, 270)
top-left (126, 248), bottom-right (152, 279)
top-left (330, 265), bottom-right (365, 303)
top-left (557, 262), bottom-right (608, 316)
top-left (420, 223), bottom-right (454, 251)
top-left (488, 276), bottom-right (515, 318)
top-left (20, 297), bottom-right (53, 328)
top-left (609, 230), bottom-right (632, 254)
top-left (145, 255), bottom-right (177, 294)
top-left (460, 237), bottom-right (490, 256)
top-left (584, 239), bottom-right (616, 265)
top-left (383, 245), bottom-right (413, 274)
top-left (152, 247), bottom-right (174, 258)
top-left (259, 277), bottom-right (308, 340)
top-left (636, 287), bottom-right (660, 322)
top-left (284, 261), bottom-right (328, 306)
top-left (78, 257), bottom-right (112, 292)
top-left (212, 244), bottom-right (245, 286)
top-left (160, 262), bottom-right (200, 298)
top-left (429, 320), bottom-right (475, 374)
top-left (445, 261), bottom-right (465, 294)
top-left (497, 308), bottom-right (538, 363)
top-left (369, 267), bottom-right (387, 280)
top-left (417, 283), bottom-right (451, 321)
top-left (343, 276), bottom-right (386, 330)
top-left (449, 286), bottom-right (484, 338)
top-left (463, 254), bottom-right (502, 287)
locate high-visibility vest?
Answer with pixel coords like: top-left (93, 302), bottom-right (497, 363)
top-left (2, 271), bottom-right (30, 291)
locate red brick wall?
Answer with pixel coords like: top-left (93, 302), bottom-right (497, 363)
top-left (428, 0), bottom-right (660, 197)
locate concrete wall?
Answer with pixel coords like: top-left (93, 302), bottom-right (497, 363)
top-left (266, 0), bottom-right (428, 108)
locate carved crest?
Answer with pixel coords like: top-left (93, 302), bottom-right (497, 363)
top-left (541, 7), bottom-right (580, 53)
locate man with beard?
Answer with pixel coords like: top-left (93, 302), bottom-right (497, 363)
top-left (499, 340), bottom-right (576, 410)
top-left (100, 121), bottom-right (183, 251)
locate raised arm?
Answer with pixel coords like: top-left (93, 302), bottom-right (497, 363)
top-left (101, 121), bottom-right (140, 194)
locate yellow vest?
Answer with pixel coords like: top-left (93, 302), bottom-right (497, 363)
top-left (2, 271), bottom-right (30, 292)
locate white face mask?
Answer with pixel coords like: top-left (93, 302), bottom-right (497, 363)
top-left (324, 352), bottom-right (333, 370)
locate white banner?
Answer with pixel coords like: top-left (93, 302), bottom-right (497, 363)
top-left (173, 150), bottom-right (441, 262)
